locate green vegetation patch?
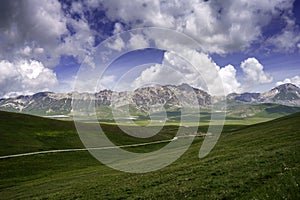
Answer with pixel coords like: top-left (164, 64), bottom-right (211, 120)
top-left (0, 111), bottom-right (299, 199)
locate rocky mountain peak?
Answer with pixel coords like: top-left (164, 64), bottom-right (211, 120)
top-left (271, 83), bottom-right (300, 92)
top-left (0, 84), bottom-right (211, 115)
top-left (228, 84), bottom-right (300, 106)
top-left (1, 83), bottom-right (299, 116)
top-left (32, 92), bottom-right (53, 98)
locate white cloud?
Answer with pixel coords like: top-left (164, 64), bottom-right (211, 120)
top-left (267, 16), bottom-right (300, 52)
top-left (30, 0), bottom-right (68, 40)
top-left (128, 33), bottom-right (149, 50)
top-left (0, 0), bottom-right (94, 67)
top-left (0, 0), bottom-right (298, 97)
top-left (0, 0), bottom-right (298, 68)
top-left (129, 51), bottom-right (240, 95)
top-left (240, 57), bottom-right (273, 85)
top-left (53, 17), bottom-right (95, 66)
top-left (276, 75), bottom-right (300, 87)
top-left (33, 47), bottom-right (44, 54)
top-left (72, 74), bottom-right (117, 93)
top-left (0, 0), bottom-right (298, 69)
top-left (85, 0), bottom-right (101, 8)
top-left (113, 22), bottom-right (124, 34)
top-left (219, 65), bottom-right (241, 94)
top-left (102, 0), bottom-right (296, 54)
top-left (116, 55), bottom-right (278, 95)
top-left (22, 46), bottom-right (32, 56)
top-left (99, 75), bottom-right (117, 90)
top-left (106, 36), bottom-right (125, 52)
top-left (103, 0), bottom-right (174, 28)
top-left (71, 1), bottom-right (84, 15)
top-left (132, 64), bottom-right (183, 89)
top-left (0, 59), bottom-right (58, 97)
top-left (131, 55), bottom-right (274, 95)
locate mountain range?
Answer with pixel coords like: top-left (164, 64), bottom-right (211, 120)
top-left (0, 83), bottom-right (299, 117)
top-left (227, 83), bottom-right (300, 106)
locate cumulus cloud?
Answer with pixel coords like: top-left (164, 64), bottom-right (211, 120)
top-left (128, 33), bottom-right (150, 50)
top-left (132, 64), bottom-right (182, 88)
top-left (219, 65), bottom-right (241, 94)
top-left (73, 74), bottom-right (117, 93)
top-left (0, 0), bottom-right (298, 65)
top-left (0, 0), bottom-right (101, 97)
top-left (2, 0), bottom-right (297, 68)
top-left (46, 15), bottom-right (95, 67)
top-left (102, 0), bottom-right (297, 54)
top-left (106, 36), bottom-right (125, 52)
top-left (276, 75), bottom-right (300, 87)
top-left (0, 0), bottom-right (66, 64)
top-left (267, 16), bottom-right (300, 52)
top-left (129, 51), bottom-right (240, 95)
top-left (113, 22), bottom-right (124, 34)
top-left (0, 0), bottom-right (94, 67)
top-left (127, 55), bottom-right (276, 95)
top-left (99, 75), bottom-right (117, 90)
top-left (0, 0), bottom-right (298, 97)
top-left (0, 60), bottom-right (58, 97)
top-left (103, 0), bottom-right (174, 28)
top-left (240, 57), bottom-right (273, 85)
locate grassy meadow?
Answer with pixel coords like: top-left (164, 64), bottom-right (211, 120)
top-left (0, 111), bottom-right (299, 199)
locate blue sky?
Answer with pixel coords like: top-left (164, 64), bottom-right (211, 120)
top-left (0, 0), bottom-right (299, 97)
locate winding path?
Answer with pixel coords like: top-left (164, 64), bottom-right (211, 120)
top-left (0, 134), bottom-right (204, 159)
top-left (0, 137), bottom-right (184, 159)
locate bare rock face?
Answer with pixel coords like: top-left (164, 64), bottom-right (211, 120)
top-left (227, 83), bottom-right (300, 106)
top-left (128, 84), bottom-right (211, 111)
top-left (1, 83), bottom-right (299, 116)
top-left (227, 92), bottom-right (260, 103)
top-left (0, 92), bottom-right (73, 115)
top-left (0, 84), bottom-right (211, 116)
top-left (259, 83), bottom-right (300, 104)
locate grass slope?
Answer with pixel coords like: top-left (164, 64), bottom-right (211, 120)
top-left (0, 111), bottom-right (82, 156)
top-left (0, 111), bottom-right (299, 199)
top-left (0, 111), bottom-right (179, 155)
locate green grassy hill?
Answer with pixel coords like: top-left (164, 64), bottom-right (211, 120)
top-left (0, 111), bottom-right (180, 155)
top-left (225, 102), bottom-right (300, 118)
top-left (0, 111), bottom-right (82, 156)
top-left (0, 111), bottom-right (299, 199)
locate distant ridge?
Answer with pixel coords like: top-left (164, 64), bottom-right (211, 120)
top-left (0, 84), bottom-right (210, 116)
top-left (0, 83), bottom-right (299, 116)
top-left (227, 83), bottom-right (300, 106)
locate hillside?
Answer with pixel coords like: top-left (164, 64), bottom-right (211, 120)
top-left (0, 111), bottom-right (181, 156)
top-left (0, 111), bottom-right (299, 199)
top-left (0, 111), bottom-right (81, 156)
top-left (225, 102), bottom-right (300, 119)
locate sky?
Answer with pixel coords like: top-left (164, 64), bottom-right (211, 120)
top-left (0, 0), bottom-right (300, 97)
